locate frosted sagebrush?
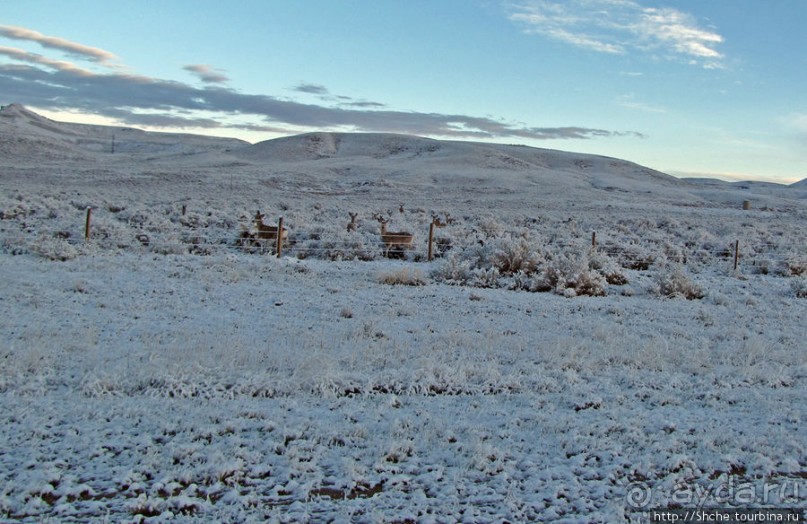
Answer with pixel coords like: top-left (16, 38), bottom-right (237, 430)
top-left (537, 251), bottom-right (607, 297)
top-left (656, 267), bottom-right (704, 300)
top-left (792, 277), bottom-right (807, 298)
top-left (30, 235), bottom-right (80, 261)
top-left (487, 235), bottom-right (544, 276)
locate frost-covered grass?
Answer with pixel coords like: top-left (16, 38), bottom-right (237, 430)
top-left (0, 249), bottom-right (804, 522)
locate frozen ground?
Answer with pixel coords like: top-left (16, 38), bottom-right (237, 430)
top-left (0, 106), bottom-right (805, 522)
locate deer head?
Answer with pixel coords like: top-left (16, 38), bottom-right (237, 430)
top-left (347, 212), bottom-right (359, 232)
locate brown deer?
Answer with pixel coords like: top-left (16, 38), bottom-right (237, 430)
top-left (253, 211), bottom-right (288, 241)
top-left (431, 213), bottom-right (447, 228)
top-left (347, 212), bottom-right (358, 232)
top-left (373, 214), bottom-right (414, 257)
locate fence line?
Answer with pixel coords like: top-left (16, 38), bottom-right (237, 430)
top-left (2, 209), bottom-right (805, 274)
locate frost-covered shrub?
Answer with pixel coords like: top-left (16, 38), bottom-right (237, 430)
top-left (656, 267), bottom-right (704, 300)
top-left (431, 233), bottom-right (609, 296)
top-left (0, 202), bottom-right (35, 220)
top-left (470, 267), bottom-right (501, 288)
top-left (431, 253), bottom-right (473, 285)
top-left (606, 241), bottom-right (656, 270)
top-left (538, 251), bottom-right (607, 297)
top-left (293, 226), bottom-right (378, 261)
top-left (149, 233), bottom-right (189, 255)
top-left (477, 215), bottom-right (504, 238)
top-left (661, 242), bottom-right (687, 265)
top-left (510, 269), bottom-right (550, 292)
top-left (486, 235), bottom-right (544, 275)
top-left (792, 277), bottom-right (807, 298)
top-left (589, 249), bottom-right (628, 285)
top-left (779, 258), bottom-right (806, 277)
top-left (751, 258), bottom-right (773, 275)
top-left (30, 235), bottom-right (80, 261)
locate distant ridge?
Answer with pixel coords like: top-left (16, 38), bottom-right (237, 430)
top-left (3, 105), bottom-right (801, 203)
top-left (0, 103), bottom-right (246, 160)
top-left (236, 132), bottom-right (446, 162)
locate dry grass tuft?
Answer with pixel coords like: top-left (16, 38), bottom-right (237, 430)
top-left (378, 268), bottom-right (428, 286)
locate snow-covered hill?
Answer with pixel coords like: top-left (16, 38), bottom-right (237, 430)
top-left (3, 104), bottom-right (803, 208)
top-left (232, 131), bottom-right (687, 199)
top-left (0, 103), bottom-right (246, 162)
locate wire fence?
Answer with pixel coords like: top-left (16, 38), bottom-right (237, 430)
top-left (2, 207), bottom-right (805, 276)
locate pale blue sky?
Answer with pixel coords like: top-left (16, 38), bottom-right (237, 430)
top-left (2, 1), bottom-right (805, 183)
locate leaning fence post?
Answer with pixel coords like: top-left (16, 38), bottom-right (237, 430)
top-left (733, 240), bottom-right (740, 272)
top-left (276, 216), bottom-right (284, 258)
top-left (428, 221), bottom-right (436, 262)
top-left (84, 207), bottom-right (92, 242)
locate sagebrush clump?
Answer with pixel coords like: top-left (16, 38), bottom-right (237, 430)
top-left (792, 277), bottom-right (807, 298)
top-left (656, 267), bottom-right (704, 300)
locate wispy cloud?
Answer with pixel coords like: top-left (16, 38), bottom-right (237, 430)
top-left (183, 64), bottom-right (229, 84)
top-left (292, 83), bottom-right (387, 109)
top-left (617, 93), bottom-right (666, 113)
top-left (0, 25), bottom-right (118, 65)
top-left (784, 112), bottom-right (807, 133)
top-left (293, 83), bottom-right (330, 95)
top-left (505, 0), bottom-right (724, 68)
top-left (0, 25), bottom-right (645, 142)
top-left (0, 46), bottom-right (95, 76)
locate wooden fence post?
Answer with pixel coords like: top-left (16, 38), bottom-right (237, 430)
top-left (428, 221), bottom-right (436, 261)
top-left (592, 231), bottom-right (597, 249)
top-left (733, 240), bottom-right (739, 272)
top-left (276, 216), bottom-right (284, 258)
top-left (84, 207), bottom-right (92, 242)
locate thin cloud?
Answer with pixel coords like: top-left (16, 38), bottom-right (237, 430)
top-left (617, 94), bottom-right (666, 114)
top-left (784, 112), bottom-right (807, 134)
top-left (0, 62), bottom-right (640, 141)
top-left (506, 0), bottom-right (724, 68)
top-left (341, 100), bottom-right (387, 109)
top-left (0, 46), bottom-right (95, 76)
top-left (183, 64), bottom-right (229, 84)
top-left (0, 25), bottom-right (645, 142)
top-left (293, 83), bottom-right (330, 95)
top-left (0, 25), bottom-right (118, 65)
top-left (293, 83), bottom-right (388, 109)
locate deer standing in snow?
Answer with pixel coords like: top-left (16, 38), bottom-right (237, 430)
top-left (373, 213), bottom-right (414, 257)
top-left (253, 211), bottom-right (288, 241)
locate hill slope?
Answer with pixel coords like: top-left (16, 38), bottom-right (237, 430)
top-left (233, 131), bottom-right (686, 199)
top-left (2, 105), bottom-right (803, 208)
top-left (0, 103), bottom-right (246, 161)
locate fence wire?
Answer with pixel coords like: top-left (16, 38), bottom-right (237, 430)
top-left (2, 217), bottom-right (805, 273)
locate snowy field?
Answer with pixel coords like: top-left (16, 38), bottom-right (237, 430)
top-left (1, 105), bottom-right (805, 522)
